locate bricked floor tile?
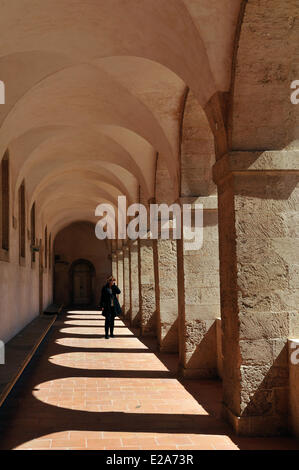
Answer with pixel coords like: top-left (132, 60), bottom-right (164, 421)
top-left (0, 309), bottom-right (298, 451)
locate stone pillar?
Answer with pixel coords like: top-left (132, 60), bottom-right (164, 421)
top-left (116, 248), bottom-right (124, 309)
top-left (154, 237), bottom-right (178, 352)
top-left (112, 251), bottom-right (118, 281)
top-left (213, 151), bottom-right (299, 436)
top-left (123, 244), bottom-right (131, 323)
top-left (177, 196), bottom-right (220, 378)
top-left (139, 237), bottom-right (157, 336)
top-left (129, 240), bottom-right (140, 328)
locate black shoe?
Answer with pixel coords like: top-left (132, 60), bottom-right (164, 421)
top-left (110, 334), bottom-right (115, 338)
top-left (105, 335), bottom-right (109, 339)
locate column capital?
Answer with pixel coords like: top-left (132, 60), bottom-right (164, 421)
top-left (213, 150), bottom-right (299, 185)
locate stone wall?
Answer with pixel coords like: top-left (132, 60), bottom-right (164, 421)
top-left (117, 248), bottom-right (124, 309)
top-left (0, 195), bottom-right (52, 343)
top-left (129, 240), bottom-right (140, 328)
top-left (216, 318), bottom-right (223, 379)
top-left (177, 197), bottom-right (220, 378)
top-left (123, 245), bottom-right (131, 321)
top-left (214, 151), bottom-right (299, 436)
top-left (154, 238), bottom-right (178, 352)
top-left (139, 238), bottom-right (157, 336)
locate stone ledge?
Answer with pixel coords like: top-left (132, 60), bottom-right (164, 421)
top-left (43, 303), bottom-right (63, 315)
top-left (0, 315), bottom-right (56, 408)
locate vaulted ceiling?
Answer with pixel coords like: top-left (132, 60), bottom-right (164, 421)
top-left (0, 0), bottom-right (242, 237)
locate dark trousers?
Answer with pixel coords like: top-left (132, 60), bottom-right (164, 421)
top-left (105, 314), bottom-right (115, 336)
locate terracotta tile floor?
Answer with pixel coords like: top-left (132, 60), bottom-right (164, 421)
top-left (0, 310), bottom-right (298, 450)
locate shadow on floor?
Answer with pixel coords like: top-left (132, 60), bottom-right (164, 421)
top-left (0, 310), bottom-right (298, 450)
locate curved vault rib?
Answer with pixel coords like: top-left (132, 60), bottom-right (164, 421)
top-left (12, 125), bottom-right (153, 212)
top-left (2, 63), bottom-right (178, 192)
top-left (36, 180), bottom-right (125, 229)
top-left (41, 195), bottom-right (119, 234)
top-left (30, 166), bottom-right (136, 211)
top-left (49, 203), bottom-right (120, 240)
top-left (2, 53), bottom-right (187, 166)
top-left (38, 181), bottom-right (120, 219)
top-left (0, 0), bottom-right (217, 106)
top-left (0, 50), bottom-right (74, 127)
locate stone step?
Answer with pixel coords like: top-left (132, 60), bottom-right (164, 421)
top-left (43, 303), bottom-right (63, 315)
top-left (0, 315), bottom-right (56, 407)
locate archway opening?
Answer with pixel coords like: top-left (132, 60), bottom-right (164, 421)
top-left (53, 221), bottom-right (111, 308)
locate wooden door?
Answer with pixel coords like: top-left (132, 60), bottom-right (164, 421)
top-left (72, 262), bottom-right (92, 305)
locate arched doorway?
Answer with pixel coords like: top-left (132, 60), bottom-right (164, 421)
top-left (70, 259), bottom-right (95, 306)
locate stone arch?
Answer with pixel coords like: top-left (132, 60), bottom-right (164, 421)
top-left (0, 65), bottom-right (176, 195)
top-left (54, 221), bottom-right (111, 307)
top-left (30, 167), bottom-right (135, 212)
top-left (230, 0), bottom-right (299, 150)
top-left (0, 0), bottom-right (218, 105)
top-left (13, 126), bottom-right (150, 222)
top-left (180, 88), bottom-right (216, 197)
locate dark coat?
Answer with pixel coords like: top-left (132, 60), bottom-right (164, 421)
top-left (99, 283), bottom-right (122, 317)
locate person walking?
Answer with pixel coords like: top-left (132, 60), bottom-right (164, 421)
top-left (99, 276), bottom-right (121, 339)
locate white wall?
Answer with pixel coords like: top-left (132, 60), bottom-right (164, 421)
top-left (0, 218), bottom-right (52, 344)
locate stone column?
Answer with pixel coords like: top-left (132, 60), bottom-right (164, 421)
top-left (213, 151), bottom-right (299, 436)
top-left (116, 248), bottom-right (124, 309)
top-left (112, 251), bottom-right (118, 281)
top-left (123, 244), bottom-right (131, 323)
top-left (129, 240), bottom-right (140, 328)
top-left (139, 237), bottom-right (157, 336)
top-left (154, 237), bottom-right (178, 352)
top-left (177, 196), bottom-right (220, 378)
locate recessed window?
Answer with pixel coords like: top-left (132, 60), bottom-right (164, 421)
top-left (44, 226), bottom-right (48, 269)
top-left (19, 181), bottom-right (26, 261)
top-left (30, 202), bottom-right (36, 264)
top-left (49, 233), bottom-right (52, 270)
top-left (1, 150), bottom-right (9, 252)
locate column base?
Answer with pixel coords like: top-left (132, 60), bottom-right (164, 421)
top-left (122, 317), bottom-right (131, 328)
top-left (178, 365), bottom-right (218, 379)
top-left (131, 315), bottom-right (141, 329)
top-left (123, 311), bottom-right (131, 326)
top-left (158, 343), bottom-right (178, 354)
top-left (222, 404), bottom-right (289, 437)
top-left (129, 327), bottom-right (141, 337)
top-left (140, 327), bottom-right (156, 337)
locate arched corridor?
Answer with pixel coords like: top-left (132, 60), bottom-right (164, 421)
top-left (0, 0), bottom-right (298, 448)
